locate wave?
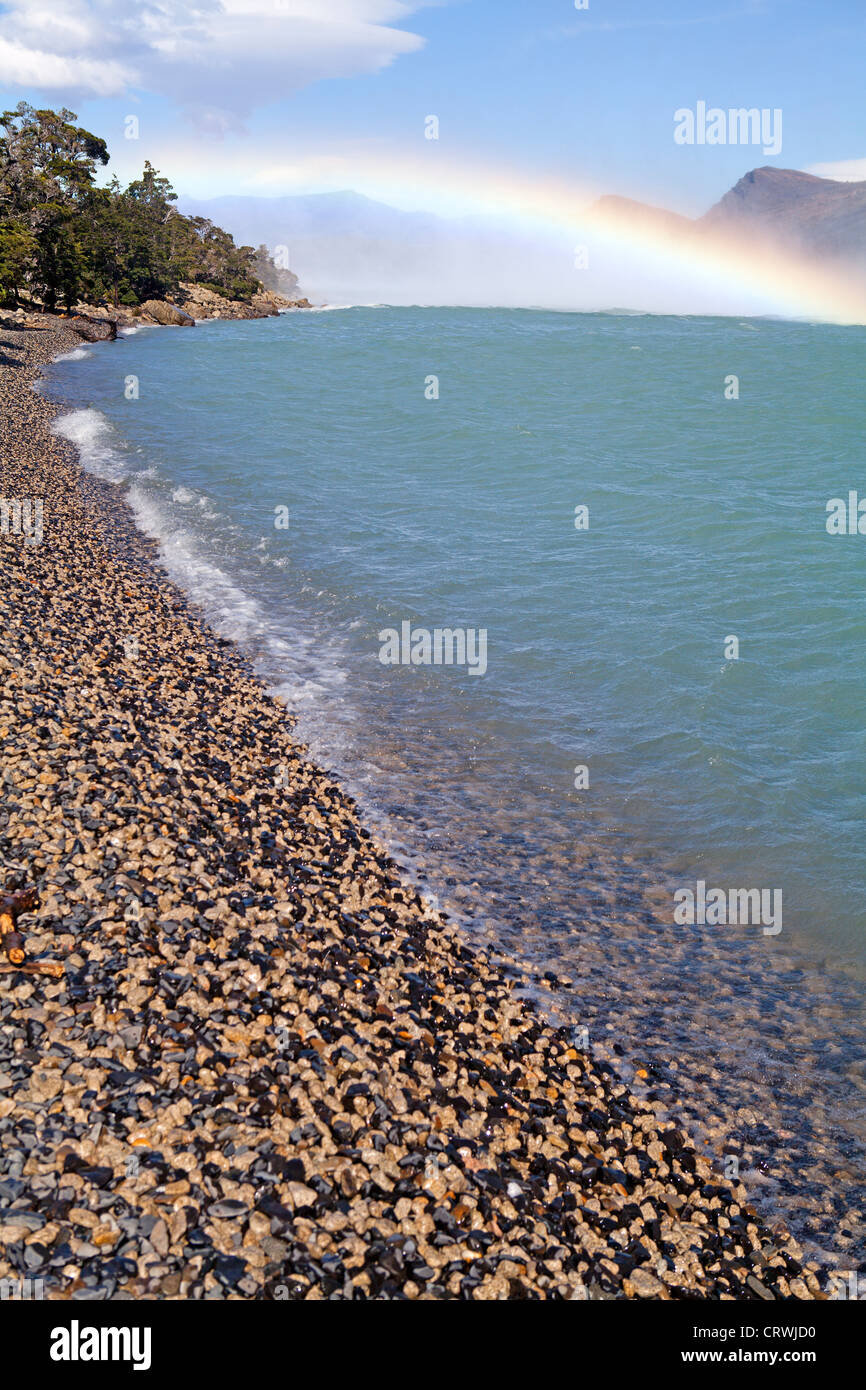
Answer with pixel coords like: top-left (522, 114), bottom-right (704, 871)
top-left (53, 347), bottom-right (92, 362)
top-left (51, 408), bottom-right (129, 481)
top-left (125, 483), bottom-right (351, 733)
top-left (50, 402), bottom-right (350, 725)
top-left (304, 302), bottom-right (388, 313)
top-left (125, 484), bottom-right (265, 645)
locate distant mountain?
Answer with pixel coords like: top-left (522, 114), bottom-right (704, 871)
top-left (591, 194), bottom-right (693, 240)
top-left (594, 167), bottom-right (866, 266)
top-left (177, 190), bottom-right (542, 305)
top-left (178, 190), bottom-right (445, 248)
top-left (177, 190), bottom-right (460, 304)
top-left (700, 167), bottom-right (866, 262)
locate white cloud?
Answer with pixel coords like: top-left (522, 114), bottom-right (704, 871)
top-left (0, 35), bottom-right (130, 94)
top-left (0, 0), bottom-right (428, 128)
top-left (806, 158), bottom-right (866, 183)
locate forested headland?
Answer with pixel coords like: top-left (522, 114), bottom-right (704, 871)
top-left (0, 102), bottom-right (284, 312)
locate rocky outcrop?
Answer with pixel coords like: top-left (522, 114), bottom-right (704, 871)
top-left (176, 282), bottom-right (311, 321)
top-left (0, 286), bottom-right (311, 339)
top-left (177, 283), bottom-right (260, 320)
top-left (136, 299), bottom-right (195, 327)
top-left (251, 288), bottom-right (312, 314)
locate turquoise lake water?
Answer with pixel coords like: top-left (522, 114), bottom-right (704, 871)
top-left (44, 307), bottom-right (866, 1261)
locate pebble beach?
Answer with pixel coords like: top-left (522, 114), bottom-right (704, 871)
top-left (0, 317), bottom-right (827, 1301)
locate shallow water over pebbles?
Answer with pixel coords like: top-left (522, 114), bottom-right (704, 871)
top-left (43, 307), bottom-right (866, 1270)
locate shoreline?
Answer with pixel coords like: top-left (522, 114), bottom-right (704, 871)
top-left (0, 317), bottom-right (824, 1300)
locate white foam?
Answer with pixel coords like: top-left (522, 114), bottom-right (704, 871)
top-left (52, 408), bottom-right (128, 481)
top-left (54, 347), bottom-right (92, 362)
top-left (125, 481), bottom-right (350, 735)
top-left (56, 405), bottom-right (353, 772)
top-left (126, 484), bottom-right (264, 644)
top-left (304, 303), bottom-right (385, 313)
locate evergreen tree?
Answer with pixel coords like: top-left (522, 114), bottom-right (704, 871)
top-left (0, 102), bottom-right (276, 312)
top-left (0, 102), bottom-right (108, 309)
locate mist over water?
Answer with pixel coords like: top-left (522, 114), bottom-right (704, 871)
top-left (179, 192), bottom-right (853, 319)
top-left (45, 306), bottom-right (866, 1261)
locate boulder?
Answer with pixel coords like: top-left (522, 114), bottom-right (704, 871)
top-left (65, 314), bottom-right (117, 342)
top-left (136, 300), bottom-right (195, 327)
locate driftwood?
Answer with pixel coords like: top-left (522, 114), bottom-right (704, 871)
top-left (0, 887), bottom-right (63, 977)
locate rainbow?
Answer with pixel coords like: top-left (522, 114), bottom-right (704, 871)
top-left (142, 130), bottom-right (866, 324)
top-left (242, 150), bottom-right (866, 325)
top-left (586, 194), bottom-right (866, 326)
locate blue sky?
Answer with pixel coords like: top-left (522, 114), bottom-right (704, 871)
top-left (0, 0), bottom-right (864, 216)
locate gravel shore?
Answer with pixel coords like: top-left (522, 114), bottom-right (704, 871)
top-left (0, 317), bottom-right (824, 1300)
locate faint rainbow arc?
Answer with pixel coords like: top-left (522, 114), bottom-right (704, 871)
top-left (250, 153), bottom-right (866, 324)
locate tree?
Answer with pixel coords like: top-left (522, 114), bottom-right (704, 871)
top-left (253, 243), bottom-right (300, 298)
top-left (0, 102), bottom-right (108, 308)
top-left (0, 219), bottom-right (37, 305)
top-left (0, 103), bottom-right (266, 311)
top-left (171, 215), bottom-right (260, 299)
